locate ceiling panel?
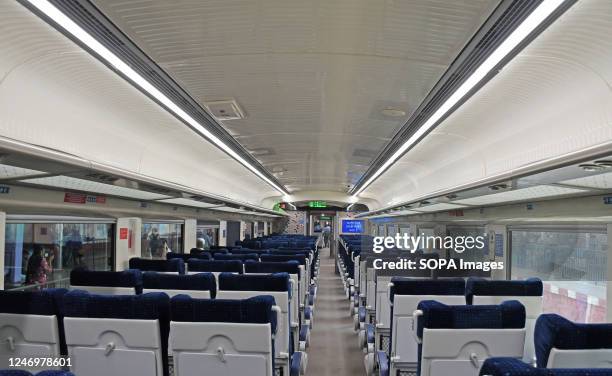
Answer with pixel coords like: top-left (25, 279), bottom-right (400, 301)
top-left (157, 198), bottom-right (222, 209)
top-left (20, 175), bottom-right (171, 200)
top-left (560, 172), bottom-right (612, 190)
top-left (0, 163), bottom-right (45, 179)
top-left (92, 0), bottom-right (500, 192)
top-left (414, 203), bottom-right (467, 212)
top-left (454, 185), bottom-right (588, 206)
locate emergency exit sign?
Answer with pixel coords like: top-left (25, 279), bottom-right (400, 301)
top-left (309, 201), bottom-right (327, 208)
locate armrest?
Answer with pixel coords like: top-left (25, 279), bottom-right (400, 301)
top-left (290, 351), bottom-right (307, 376)
top-left (375, 351), bottom-right (390, 376)
top-left (366, 323), bottom-right (375, 344)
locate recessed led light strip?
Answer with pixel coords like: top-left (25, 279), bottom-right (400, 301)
top-left (25, 0), bottom-right (289, 196)
top-left (352, 0), bottom-right (567, 197)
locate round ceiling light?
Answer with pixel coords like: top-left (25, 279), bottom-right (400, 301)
top-left (381, 107), bottom-right (406, 117)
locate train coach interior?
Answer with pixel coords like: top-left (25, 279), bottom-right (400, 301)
top-left (1, 0), bottom-right (612, 375)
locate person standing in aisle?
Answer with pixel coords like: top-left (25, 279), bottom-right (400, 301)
top-left (322, 222), bottom-right (331, 248)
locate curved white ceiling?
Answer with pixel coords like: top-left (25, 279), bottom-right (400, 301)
top-left (0, 0), bottom-right (277, 206)
top-left (362, 0), bottom-right (612, 206)
top-left (92, 0), bottom-right (499, 192)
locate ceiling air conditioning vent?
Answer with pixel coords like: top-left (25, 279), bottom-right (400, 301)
top-left (83, 173), bottom-right (118, 184)
top-left (204, 99), bottom-right (246, 121)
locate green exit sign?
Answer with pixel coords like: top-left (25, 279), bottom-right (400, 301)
top-left (309, 201), bottom-right (327, 208)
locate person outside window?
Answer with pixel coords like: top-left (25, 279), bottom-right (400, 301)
top-left (25, 244), bottom-right (52, 287)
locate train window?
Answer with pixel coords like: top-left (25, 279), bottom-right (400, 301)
top-left (3, 222), bottom-right (113, 290)
top-left (196, 225), bottom-right (219, 249)
top-left (510, 228), bottom-right (608, 323)
top-left (447, 226), bottom-right (487, 262)
top-left (141, 222), bottom-right (183, 258)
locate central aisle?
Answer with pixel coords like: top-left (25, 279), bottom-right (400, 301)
top-left (307, 247), bottom-right (364, 376)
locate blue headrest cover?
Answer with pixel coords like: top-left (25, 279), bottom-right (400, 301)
top-left (70, 269), bottom-right (142, 288)
top-left (416, 300), bottom-right (525, 338)
top-left (244, 260), bottom-right (300, 277)
top-left (170, 294), bottom-right (278, 334)
top-left (389, 278), bottom-right (465, 302)
top-left (143, 272), bottom-right (216, 298)
top-left (63, 290), bottom-right (170, 320)
top-left (466, 277), bottom-right (543, 304)
top-left (166, 252), bottom-right (195, 262)
top-left (535, 314), bottom-right (612, 368)
top-left (480, 357), bottom-right (612, 376)
top-left (186, 259), bottom-right (243, 273)
top-left (219, 272), bottom-right (290, 293)
top-left (260, 254), bottom-right (306, 265)
top-left (0, 288), bottom-right (67, 315)
top-left (129, 258), bottom-right (185, 274)
top-left (213, 253), bottom-right (259, 261)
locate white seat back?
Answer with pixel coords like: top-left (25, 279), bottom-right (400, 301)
top-left (171, 322), bottom-right (273, 376)
top-left (473, 295), bottom-right (541, 362)
top-left (420, 328), bottom-right (525, 376)
top-left (217, 291), bottom-right (290, 360)
top-left (64, 317), bottom-right (164, 376)
top-left (0, 313), bottom-right (60, 371)
top-left (392, 295), bottom-right (465, 364)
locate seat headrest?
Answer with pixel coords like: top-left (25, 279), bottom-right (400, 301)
top-left (389, 278), bottom-right (465, 302)
top-left (70, 269), bottom-right (142, 289)
top-left (0, 288), bottom-right (67, 315)
top-left (167, 252), bottom-right (196, 262)
top-left (480, 357), bottom-right (612, 376)
top-left (466, 278), bottom-right (543, 304)
top-left (416, 300), bottom-right (525, 338)
top-left (260, 254), bottom-right (306, 265)
top-left (535, 314), bottom-right (612, 368)
top-left (0, 371), bottom-right (33, 376)
top-left (63, 290), bottom-right (170, 320)
top-left (170, 294), bottom-right (277, 334)
top-left (219, 272), bottom-right (290, 293)
top-left (186, 259), bottom-right (243, 273)
top-left (213, 253), bottom-right (259, 261)
top-left (244, 260), bottom-right (300, 277)
top-left (143, 272), bottom-right (216, 298)
top-left (129, 258), bottom-right (185, 274)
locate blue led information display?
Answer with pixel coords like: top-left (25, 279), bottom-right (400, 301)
top-left (342, 220), bottom-right (364, 233)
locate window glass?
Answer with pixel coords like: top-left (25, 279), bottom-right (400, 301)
top-left (511, 229), bottom-right (607, 323)
top-left (4, 222), bottom-right (113, 290)
top-left (447, 226), bottom-right (487, 262)
top-left (141, 223), bottom-right (183, 258)
top-left (196, 225), bottom-right (218, 250)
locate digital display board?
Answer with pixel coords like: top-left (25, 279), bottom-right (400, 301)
top-left (342, 220), bottom-right (364, 234)
top-left (309, 201), bottom-right (327, 208)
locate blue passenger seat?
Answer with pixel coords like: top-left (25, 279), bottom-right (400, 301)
top-left (0, 289), bottom-right (68, 371)
top-left (128, 257), bottom-right (185, 274)
top-left (535, 314), bottom-right (612, 369)
top-left (413, 300), bottom-right (526, 376)
top-left (69, 269), bottom-right (143, 295)
top-left (63, 290), bottom-right (170, 376)
top-left (480, 357), bottom-right (612, 375)
top-left (170, 295), bottom-right (281, 376)
top-left (143, 272), bottom-right (216, 298)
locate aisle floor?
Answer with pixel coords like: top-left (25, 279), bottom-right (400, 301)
top-left (307, 247), bottom-right (364, 376)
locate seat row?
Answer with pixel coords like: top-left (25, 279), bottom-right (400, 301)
top-left (0, 272), bottom-right (307, 376)
top-left (335, 237), bottom-right (612, 376)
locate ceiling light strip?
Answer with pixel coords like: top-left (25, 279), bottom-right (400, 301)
top-left (353, 0), bottom-right (567, 197)
top-left (25, 0), bottom-right (288, 196)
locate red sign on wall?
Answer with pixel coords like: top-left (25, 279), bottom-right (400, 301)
top-left (64, 192), bottom-right (107, 204)
top-left (64, 192), bottom-right (87, 204)
top-left (119, 227), bottom-right (128, 240)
